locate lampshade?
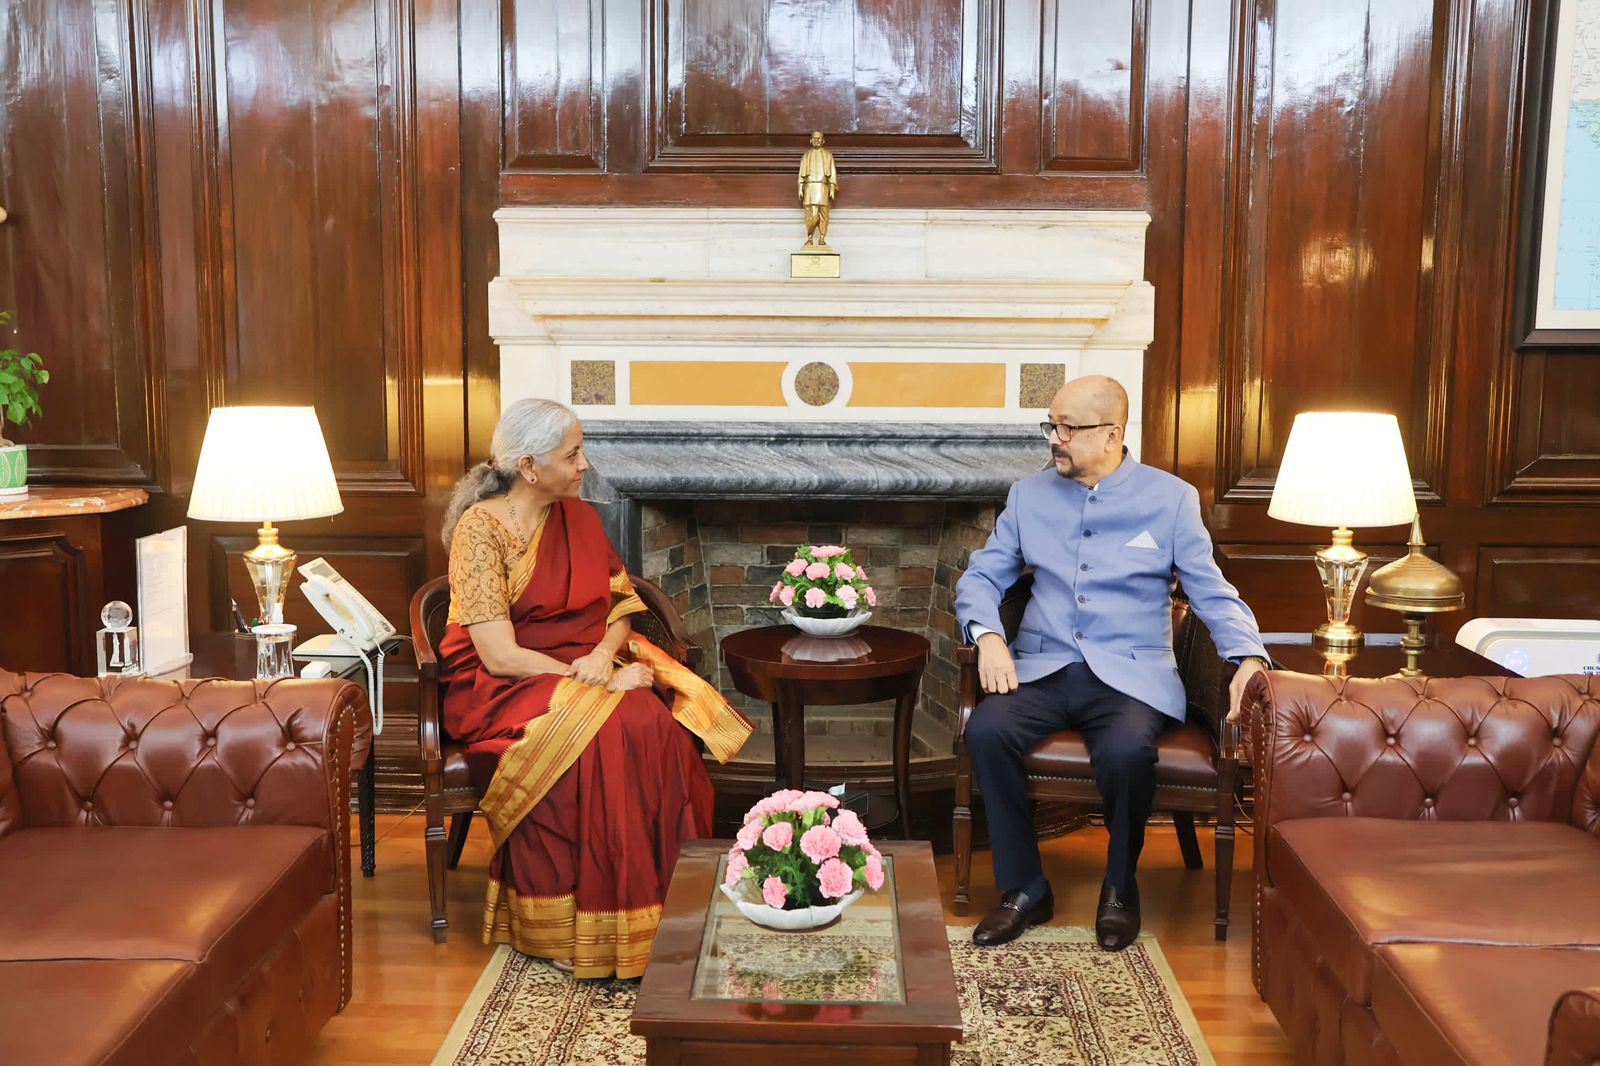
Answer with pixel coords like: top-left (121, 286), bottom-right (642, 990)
top-left (188, 406), bottom-right (343, 522)
top-left (1268, 412), bottom-right (1416, 529)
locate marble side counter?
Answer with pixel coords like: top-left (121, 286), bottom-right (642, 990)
top-left (0, 486), bottom-right (150, 520)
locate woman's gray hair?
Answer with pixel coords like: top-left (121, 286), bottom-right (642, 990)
top-left (440, 398), bottom-right (579, 548)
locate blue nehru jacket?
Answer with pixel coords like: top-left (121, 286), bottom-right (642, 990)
top-left (956, 451), bottom-right (1268, 721)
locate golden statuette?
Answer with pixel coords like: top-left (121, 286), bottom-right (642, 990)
top-left (792, 131), bottom-right (840, 278)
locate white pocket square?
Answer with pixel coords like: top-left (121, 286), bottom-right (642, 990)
top-left (1124, 530), bottom-right (1160, 550)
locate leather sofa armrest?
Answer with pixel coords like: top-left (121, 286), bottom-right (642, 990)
top-left (1546, 987), bottom-right (1600, 1066)
top-left (0, 691), bottom-right (18, 840)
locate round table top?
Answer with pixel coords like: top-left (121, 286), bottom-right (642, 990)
top-left (720, 624), bottom-right (929, 681)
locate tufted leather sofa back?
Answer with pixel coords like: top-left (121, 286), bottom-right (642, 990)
top-left (0, 671), bottom-right (366, 845)
top-left (0, 710), bottom-right (18, 840)
top-left (1245, 672), bottom-right (1600, 831)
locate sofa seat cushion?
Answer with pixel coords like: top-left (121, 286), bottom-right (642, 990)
top-left (1373, 943), bottom-right (1600, 1066)
top-left (1023, 722), bottom-right (1216, 789)
top-left (0, 825), bottom-right (330, 1013)
top-left (0, 959), bottom-right (203, 1066)
top-left (1269, 818), bottom-right (1600, 1002)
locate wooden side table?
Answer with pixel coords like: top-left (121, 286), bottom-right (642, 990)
top-left (720, 625), bottom-right (929, 837)
top-left (166, 631), bottom-right (387, 877)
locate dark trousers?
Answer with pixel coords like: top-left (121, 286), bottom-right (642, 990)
top-left (966, 662), bottom-right (1165, 894)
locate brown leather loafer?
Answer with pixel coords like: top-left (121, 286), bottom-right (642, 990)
top-left (1096, 879), bottom-right (1141, 952)
top-left (972, 886), bottom-right (1055, 947)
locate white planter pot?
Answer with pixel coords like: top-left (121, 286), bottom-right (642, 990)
top-left (781, 607), bottom-right (871, 637)
top-left (0, 444), bottom-right (27, 497)
top-left (720, 879), bottom-right (865, 931)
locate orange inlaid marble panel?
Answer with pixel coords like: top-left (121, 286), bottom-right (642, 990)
top-left (630, 361), bottom-right (787, 406)
top-left (846, 363), bottom-right (1006, 408)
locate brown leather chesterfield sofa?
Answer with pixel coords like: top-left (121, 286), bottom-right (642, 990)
top-left (0, 669), bottom-right (369, 1065)
top-left (1244, 670), bottom-right (1600, 1065)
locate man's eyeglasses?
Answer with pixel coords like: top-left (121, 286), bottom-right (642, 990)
top-left (1040, 421), bottom-right (1114, 441)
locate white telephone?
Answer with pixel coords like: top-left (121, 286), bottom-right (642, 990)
top-left (295, 557), bottom-right (399, 736)
top-left (297, 557), bottom-right (396, 655)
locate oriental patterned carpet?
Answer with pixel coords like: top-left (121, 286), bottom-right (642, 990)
top-left (432, 926), bottom-right (1214, 1065)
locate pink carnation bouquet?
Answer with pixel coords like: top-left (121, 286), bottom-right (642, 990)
top-left (768, 544), bottom-right (878, 618)
top-left (724, 788), bottom-right (886, 912)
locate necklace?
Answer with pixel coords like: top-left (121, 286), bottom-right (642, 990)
top-left (503, 492), bottom-right (547, 549)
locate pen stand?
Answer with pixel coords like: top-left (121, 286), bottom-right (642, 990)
top-left (96, 601), bottom-right (144, 677)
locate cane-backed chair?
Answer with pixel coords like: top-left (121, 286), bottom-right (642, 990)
top-left (408, 573), bottom-right (701, 942)
top-left (952, 573), bottom-right (1242, 939)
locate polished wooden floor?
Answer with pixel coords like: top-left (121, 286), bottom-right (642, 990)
top-left (311, 814), bottom-right (1292, 1064)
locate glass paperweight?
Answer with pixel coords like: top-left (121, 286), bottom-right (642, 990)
top-left (252, 623), bottom-right (297, 680)
top-left (96, 600), bottom-right (143, 677)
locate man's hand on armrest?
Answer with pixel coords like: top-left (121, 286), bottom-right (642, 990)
top-left (976, 632), bottom-right (1019, 695)
top-left (1226, 657), bottom-right (1269, 723)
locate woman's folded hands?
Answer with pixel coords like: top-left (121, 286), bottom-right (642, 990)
top-left (569, 648), bottom-right (614, 687)
top-left (606, 662), bottom-right (654, 692)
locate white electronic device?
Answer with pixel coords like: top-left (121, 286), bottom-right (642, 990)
top-left (1455, 617), bottom-right (1600, 677)
top-left (295, 557), bottom-right (400, 735)
top-left (296, 556), bottom-right (396, 655)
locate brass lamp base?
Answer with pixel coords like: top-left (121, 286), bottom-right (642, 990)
top-left (1311, 527), bottom-right (1368, 650)
top-left (242, 520), bottom-right (296, 626)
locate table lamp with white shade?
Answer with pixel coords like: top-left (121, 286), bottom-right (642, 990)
top-left (1268, 412), bottom-right (1417, 650)
top-left (187, 406), bottom-right (343, 627)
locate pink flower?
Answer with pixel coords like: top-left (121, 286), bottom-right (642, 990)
top-left (778, 585), bottom-right (795, 607)
top-left (785, 558), bottom-right (807, 576)
top-left (834, 563), bottom-right (855, 581)
top-left (799, 824), bottom-right (842, 864)
top-left (736, 819), bottom-right (763, 850)
top-left (831, 809), bottom-right (869, 845)
top-left (864, 853), bottom-right (885, 891)
top-left (862, 840), bottom-right (882, 861)
top-left (769, 581), bottom-right (783, 604)
top-left (864, 587), bottom-right (877, 607)
top-left (790, 790), bottom-right (839, 812)
top-left (761, 821), bottom-right (794, 851)
top-left (804, 561), bottom-right (830, 581)
top-left (770, 789), bottom-right (804, 806)
top-left (762, 876), bottom-right (788, 909)
top-left (817, 858), bottom-right (854, 898)
top-left (855, 566), bottom-right (868, 581)
top-left (804, 587), bottom-right (827, 609)
top-left (838, 586), bottom-right (859, 610)
top-left (725, 849), bottom-right (748, 885)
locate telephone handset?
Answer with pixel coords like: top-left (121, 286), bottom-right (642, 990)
top-left (297, 557), bottom-right (397, 655)
top-left (295, 557), bottom-right (399, 736)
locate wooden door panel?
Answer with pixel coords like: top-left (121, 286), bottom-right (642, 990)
top-left (0, 0), bottom-right (155, 483)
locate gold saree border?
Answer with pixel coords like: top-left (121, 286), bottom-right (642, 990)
top-left (629, 635), bottom-right (753, 763)
top-left (484, 881), bottom-right (661, 980)
top-left (480, 678), bottom-right (624, 851)
top-left (606, 570), bottom-right (646, 626)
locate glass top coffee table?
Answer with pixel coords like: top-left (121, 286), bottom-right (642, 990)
top-left (631, 839), bottom-right (962, 1063)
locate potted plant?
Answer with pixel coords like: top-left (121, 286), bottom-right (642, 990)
top-left (769, 543), bottom-right (877, 635)
top-left (721, 788), bottom-right (886, 931)
top-left (0, 311), bottom-right (47, 497)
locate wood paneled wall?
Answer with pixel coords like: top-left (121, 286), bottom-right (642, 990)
top-left (3, 0), bottom-right (1595, 807)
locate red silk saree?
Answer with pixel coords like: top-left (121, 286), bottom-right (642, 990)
top-left (440, 499), bottom-right (749, 978)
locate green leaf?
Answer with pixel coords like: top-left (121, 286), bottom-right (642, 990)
top-left (35, 369), bottom-right (47, 384)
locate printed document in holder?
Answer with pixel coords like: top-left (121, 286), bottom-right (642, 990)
top-left (295, 557), bottom-right (399, 734)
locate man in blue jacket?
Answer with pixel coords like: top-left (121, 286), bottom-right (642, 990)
top-left (956, 375), bottom-right (1269, 951)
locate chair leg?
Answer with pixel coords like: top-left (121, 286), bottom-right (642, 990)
top-left (1215, 821), bottom-right (1236, 941)
top-left (424, 796), bottom-right (450, 943)
top-left (1174, 810), bottom-right (1204, 870)
top-left (952, 756), bottom-right (972, 916)
top-left (447, 811), bottom-right (474, 870)
top-left (358, 757), bottom-right (377, 878)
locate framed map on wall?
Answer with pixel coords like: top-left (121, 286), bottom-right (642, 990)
top-left (1518, 0), bottom-right (1600, 345)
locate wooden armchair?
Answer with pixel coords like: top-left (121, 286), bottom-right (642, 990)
top-left (952, 573), bottom-right (1242, 939)
top-left (408, 572), bottom-right (701, 942)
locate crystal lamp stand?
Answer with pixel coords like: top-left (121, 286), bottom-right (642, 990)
top-left (1312, 526), bottom-right (1368, 650)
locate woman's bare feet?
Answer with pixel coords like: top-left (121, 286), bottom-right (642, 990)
top-left (550, 958), bottom-right (574, 974)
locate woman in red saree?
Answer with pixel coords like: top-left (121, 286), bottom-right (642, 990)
top-left (439, 399), bottom-right (750, 978)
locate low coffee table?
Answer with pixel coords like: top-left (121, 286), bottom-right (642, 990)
top-left (632, 839), bottom-right (962, 1064)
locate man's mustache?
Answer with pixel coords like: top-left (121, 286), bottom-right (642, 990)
top-left (1051, 448), bottom-right (1071, 460)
